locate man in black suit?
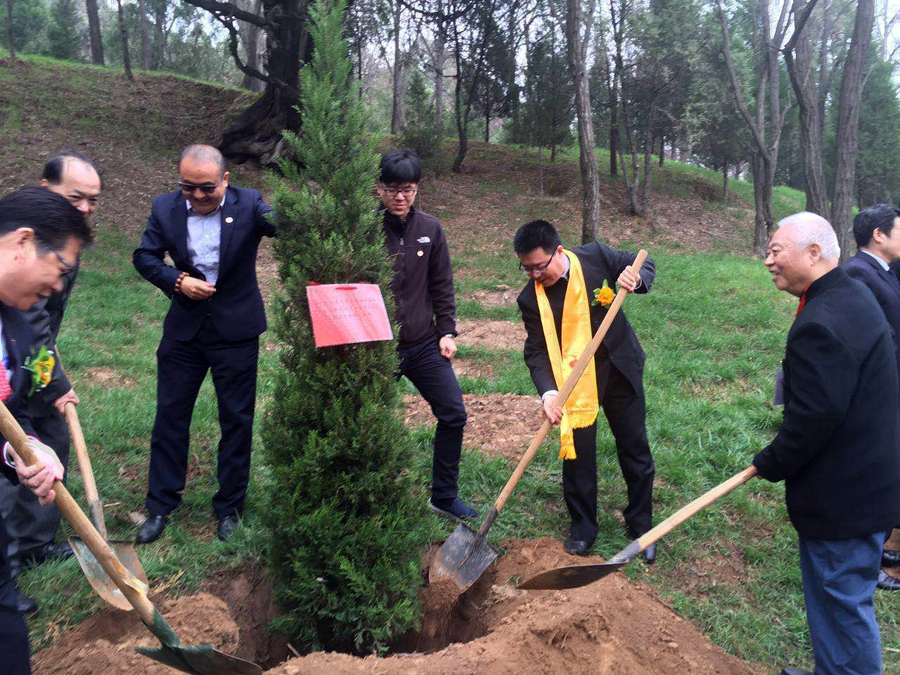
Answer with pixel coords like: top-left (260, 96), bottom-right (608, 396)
top-left (0, 186), bottom-right (93, 675)
top-left (133, 144), bottom-right (275, 543)
top-left (843, 204), bottom-right (900, 591)
top-left (0, 153), bottom-right (101, 597)
top-left (514, 220), bottom-right (656, 560)
top-left (755, 212), bottom-right (900, 675)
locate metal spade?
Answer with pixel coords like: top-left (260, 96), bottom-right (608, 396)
top-left (518, 465), bottom-right (758, 590)
top-left (0, 401), bottom-right (262, 674)
top-left (64, 402), bottom-right (150, 611)
top-left (430, 250), bottom-right (649, 592)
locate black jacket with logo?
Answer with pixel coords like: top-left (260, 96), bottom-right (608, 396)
top-left (382, 206), bottom-right (458, 345)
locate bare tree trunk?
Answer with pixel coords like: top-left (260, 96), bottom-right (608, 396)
top-left (116, 0), bottom-right (135, 82)
top-left (641, 122), bottom-right (655, 220)
top-left (238, 0), bottom-right (264, 91)
top-left (658, 133), bottom-right (664, 167)
top-left (566, 0), bottom-right (601, 244)
top-left (85, 0), bottom-right (104, 65)
top-left (830, 0), bottom-right (875, 260)
top-left (539, 144), bottom-right (544, 196)
top-left (722, 159), bottom-right (728, 199)
top-left (391, 0), bottom-right (404, 134)
top-left (783, 0), bottom-right (828, 215)
top-left (152, 3), bottom-right (166, 69)
top-left (5, 0), bottom-right (13, 59)
top-left (138, 0), bottom-right (151, 69)
top-left (433, 11), bottom-right (446, 131)
top-left (609, 75), bottom-right (618, 176)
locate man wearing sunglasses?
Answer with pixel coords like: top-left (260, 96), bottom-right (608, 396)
top-left (378, 149), bottom-right (475, 522)
top-left (133, 144), bottom-right (275, 544)
top-left (514, 220), bottom-right (656, 561)
top-left (0, 152), bottom-right (100, 617)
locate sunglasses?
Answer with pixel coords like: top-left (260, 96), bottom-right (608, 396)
top-left (179, 180), bottom-right (221, 195)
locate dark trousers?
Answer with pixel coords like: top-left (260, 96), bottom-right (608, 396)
top-left (0, 599), bottom-right (30, 675)
top-left (799, 531), bottom-right (887, 675)
top-left (146, 318), bottom-right (259, 519)
top-left (398, 335), bottom-right (467, 502)
top-left (563, 364), bottom-right (654, 543)
top-left (0, 401), bottom-right (70, 560)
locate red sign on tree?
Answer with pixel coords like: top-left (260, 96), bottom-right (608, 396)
top-left (306, 284), bottom-right (393, 347)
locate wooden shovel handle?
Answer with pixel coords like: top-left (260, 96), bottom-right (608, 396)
top-left (489, 249), bottom-right (649, 522)
top-left (636, 465), bottom-right (758, 551)
top-left (64, 402), bottom-right (107, 540)
top-left (0, 400), bottom-right (157, 625)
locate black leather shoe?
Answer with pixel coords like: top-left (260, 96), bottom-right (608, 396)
top-left (780, 669), bottom-right (812, 675)
top-left (642, 542), bottom-right (657, 564)
top-left (877, 569), bottom-right (900, 591)
top-left (882, 549), bottom-right (900, 568)
top-left (14, 586), bottom-right (37, 616)
top-left (429, 498), bottom-right (478, 522)
top-left (37, 541), bottom-right (74, 563)
top-left (217, 515), bottom-right (239, 541)
top-left (136, 515), bottom-right (166, 544)
top-left (563, 538), bottom-right (592, 556)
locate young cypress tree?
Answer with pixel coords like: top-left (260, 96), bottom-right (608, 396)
top-left (263, 0), bottom-right (423, 654)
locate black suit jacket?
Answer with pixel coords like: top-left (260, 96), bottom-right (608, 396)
top-left (753, 267), bottom-right (900, 540)
top-left (0, 304), bottom-right (39, 595)
top-left (133, 187), bottom-right (275, 342)
top-left (517, 242), bottom-right (654, 397)
top-left (843, 251), bottom-right (900, 380)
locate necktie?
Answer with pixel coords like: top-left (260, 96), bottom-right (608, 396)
top-left (795, 293), bottom-right (806, 317)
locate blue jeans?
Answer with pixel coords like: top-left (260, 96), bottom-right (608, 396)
top-left (799, 531), bottom-right (888, 675)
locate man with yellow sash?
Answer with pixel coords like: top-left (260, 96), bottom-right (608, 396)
top-left (515, 220), bottom-right (656, 560)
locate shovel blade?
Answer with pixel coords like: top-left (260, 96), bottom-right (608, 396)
top-left (137, 644), bottom-right (263, 675)
top-left (429, 522), bottom-right (499, 592)
top-left (517, 561), bottom-right (627, 590)
top-left (69, 537), bottom-right (150, 611)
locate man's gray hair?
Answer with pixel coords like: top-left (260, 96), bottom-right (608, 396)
top-left (180, 144), bottom-right (225, 175)
top-left (778, 211), bottom-right (841, 261)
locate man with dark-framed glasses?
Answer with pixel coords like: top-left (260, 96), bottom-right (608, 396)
top-left (378, 149), bottom-right (475, 522)
top-left (0, 152), bottom-right (101, 618)
top-left (133, 144), bottom-right (275, 544)
top-left (514, 219), bottom-right (656, 561)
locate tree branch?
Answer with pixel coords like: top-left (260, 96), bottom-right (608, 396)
top-left (182, 0), bottom-right (271, 28)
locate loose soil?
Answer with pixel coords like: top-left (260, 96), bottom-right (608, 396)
top-left (456, 319), bottom-right (526, 352)
top-left (34, 538), bottom-right (759, 675)
top-left (451, 358), bottom-right (496, 380)
top-left (84, 366), bottom-right (138, 389)
top-left (405, 393), bottom-right (542, 461)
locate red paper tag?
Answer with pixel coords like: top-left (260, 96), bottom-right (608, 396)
top-left (306, 284), bottom-right (393, 347)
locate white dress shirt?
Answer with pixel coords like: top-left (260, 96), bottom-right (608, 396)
top-left (186, 198), bottom-right (225, 286)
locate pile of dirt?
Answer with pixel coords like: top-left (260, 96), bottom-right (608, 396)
top-left (456, 319), bottom-right (526, 351)
top-left (405, 393), bottom-right (543, 461)
top-left (35, 538), bottom-right (758, 675)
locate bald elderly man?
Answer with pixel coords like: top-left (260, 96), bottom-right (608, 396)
top-left (755, 212), bottom-right (900, 675)
top-left (133, 144), bottom-right (275, 543)
top-left (0, 152), bottom-right (101, 615)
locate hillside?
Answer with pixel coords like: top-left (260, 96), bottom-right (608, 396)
top-left (2, 54), bottom-right (898, 675)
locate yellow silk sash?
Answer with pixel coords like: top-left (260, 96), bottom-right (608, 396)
top-left (535, 249), bottom-right (599, 459)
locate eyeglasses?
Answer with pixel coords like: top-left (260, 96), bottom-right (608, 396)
top-left (54, 251), bottom-right (77, 275)
top-left (179, 179), bottom-right (221, 195)
top-left (520, 251), bottom-right (555, 275)
top-left (380, 186), bottom-right (418, 198)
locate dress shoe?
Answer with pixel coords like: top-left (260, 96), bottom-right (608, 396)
top-left (642, 542), bottom-right (657, 564)
top-left (429, 497), bottom-right (478, 522)
top-left (882, 548), bottom-right (900, 568)
top-left (217, 515), bottom-right (240, 541)
top-left (136, 515), bottom-right (166, 544)
top-left (780, 669), bottom-right (811, 675)
top-left (563, 538), bottom-right (592, 556)
top-left (877, 569), bottom-right (900, 591)
top-left (35, 541), bottom-right (74, 563)
top-left (14, 586), bottom-right (37, 617)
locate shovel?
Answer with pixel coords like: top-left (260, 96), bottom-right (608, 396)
top-left (430, 250), bottom-right (649, 592)
top-left (64, 402), bottom-right (150, 611)
top-left (518, 465), bottom-right (758, 590)
top-left (0, 400), bottom-right (262, 674)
